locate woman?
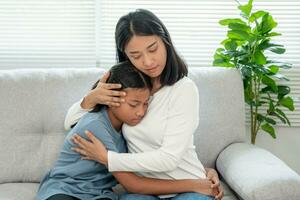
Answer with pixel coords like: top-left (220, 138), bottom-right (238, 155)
top-left (66, 9), bottom-right (223, 200)
top-left (37, 61), bottom-right (217, 200)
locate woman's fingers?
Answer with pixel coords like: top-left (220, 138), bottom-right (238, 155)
top-left (98, 71), bottom-right (110, 84)
top-left (215, 187), bottom-right (224, 200)
top-left (97, 82), bottom-right (122, 90)
top-left (85, 130), bottom-right (97, 143)
top-left (109, 90), bottom-right (126, 98)
top-left (211, 179), bottom-right (220, 188)
top-left (93, 83), bottom-right (126, 106)
top-left (72, 134), bottom-right (90, 149)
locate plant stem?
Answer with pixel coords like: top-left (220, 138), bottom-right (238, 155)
top-left (254, 79), bottom-right (261, 135)
top-left (252, 76), bottom-right (258, 144)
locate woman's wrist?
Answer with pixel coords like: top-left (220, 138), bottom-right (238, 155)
top-left (191, 179), bottom-right (203, 192)
top-left (99, 150), bottom-right (109, 166)
top-left (80, 95), bottom-right (95, 109)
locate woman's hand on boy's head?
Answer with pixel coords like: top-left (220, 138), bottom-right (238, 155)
top-left (71, 130), bottom-right (108, 165)
top-left (80, 71), bottom-right (126, 109)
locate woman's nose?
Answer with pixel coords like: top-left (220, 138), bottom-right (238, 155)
top-left (143, 53), bottom-right (154, 67)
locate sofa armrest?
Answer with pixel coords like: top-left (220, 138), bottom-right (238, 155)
top-left (216, 142), bottom-right (300, 200)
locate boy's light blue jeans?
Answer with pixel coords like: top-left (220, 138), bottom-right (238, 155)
top-left (120, 192), bottom-right (214, 200)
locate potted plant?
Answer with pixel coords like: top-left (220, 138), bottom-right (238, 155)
top-left (213, 0), bottom-right (295, 144)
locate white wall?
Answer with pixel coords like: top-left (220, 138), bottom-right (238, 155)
top-left (246, 126), bottom-right (300, 175)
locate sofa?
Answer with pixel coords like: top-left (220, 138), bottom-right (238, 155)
top-left (0, 67), bottom-right (299, 200)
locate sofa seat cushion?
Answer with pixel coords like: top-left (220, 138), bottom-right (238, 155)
top-left (0, 181), bottom-right (238, 200)
top-left (0, 183), bottom-right (39, 200)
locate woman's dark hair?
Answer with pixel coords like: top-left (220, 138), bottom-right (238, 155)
top-left (115, 9), bottom-right (188, 86)
top-left (90, 60), bottom-right (152, 113)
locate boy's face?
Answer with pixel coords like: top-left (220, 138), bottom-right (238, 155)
top-left (111, 88), bottom-right (150, 126)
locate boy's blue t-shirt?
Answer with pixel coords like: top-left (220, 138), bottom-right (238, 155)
top-left (37, 108), bottom-right (127, 200)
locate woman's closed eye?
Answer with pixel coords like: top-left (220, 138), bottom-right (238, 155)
top-left (131, 55), bottom-right (141, 60)
top-left (148, 47), bottom-right (157, 53)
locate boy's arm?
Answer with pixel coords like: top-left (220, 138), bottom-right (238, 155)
top-left (112, 172), bottom-right (217, 196)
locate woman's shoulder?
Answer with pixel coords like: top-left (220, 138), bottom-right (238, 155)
top-left (172, 76), bottom-right (197, 91)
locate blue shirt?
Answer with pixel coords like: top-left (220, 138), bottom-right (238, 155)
top-left (37, 108), bottom-right (127, 200)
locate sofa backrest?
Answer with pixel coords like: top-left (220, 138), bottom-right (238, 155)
top-left (0, 67), bottom-right (246, 183)
top-left (188, 67), bottom-right (246, 167)
top-left (0, 68), bottom-right (103, 183)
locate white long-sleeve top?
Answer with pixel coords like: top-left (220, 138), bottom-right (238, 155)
top-left (65, 77), bottom-right (207, 181)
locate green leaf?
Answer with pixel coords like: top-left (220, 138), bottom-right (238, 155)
top-left (213, 60), bottom-right (235, 67)
top-left (224, 39), bottom-right (238, 50)
top-left (268, 47), bottom-right (286, 54)
top-left (213, 51), bottom-right (235, 67)
top-left (219, 18), bottom-right (246, 26)
top-left (279, 97), bottom-right (295, 111)
top-left (273, 73), bottom-right (290, 81)
top-left (268, 100), bottom-right (275, 113)
top-left (268, 65), bottom-right (279, 74)
top-left (265, 117), bottom-right (276, 125)
top-left (277, 85), bottom-right (291, 98)
top-left (238, 0), bottom-right (253, 18)
top-left (261, 123), bottom-right (276, 139)
top-left (227, 30), bottom-right (250, 41)
top-left (259, 40), bottom-right (284, 50)
top-left (261, 86), bottom-right (273, 94)
top-left (269, 111), bottom-right (287, 124)
top-left (253, 50), bottom-right (267, 65)
top-left (261, 14), bottom-right (278, 34)
top-left (265, 61), bottom-right (292, 69)
top-left (266, 32), bottom-right (282, 37)
top-left (249, 10), bottom-right (268, 22)
top-left (241, 66), bottom-right (252, 78)
top-left (256, 113), bottom-right (265, 122)
top-left (259, 41), bottom-right (285, 54)
top-left (275, 108), bottom-right (291, 126)
top-left (229, 23), bottom-right (251, 32)
top-left (262, 75), bottom-right (277, 92)
top-left (244, 83), bottom-right (255, 102)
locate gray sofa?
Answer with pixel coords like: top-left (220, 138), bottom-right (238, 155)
top-left (0, 67), bottom-right (299, 200)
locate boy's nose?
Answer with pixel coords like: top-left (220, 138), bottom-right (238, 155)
top-left (136, 107), bottom-right (145, 118)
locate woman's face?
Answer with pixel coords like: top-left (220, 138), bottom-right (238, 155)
top-left (124, 35), bottom-right (167, 79)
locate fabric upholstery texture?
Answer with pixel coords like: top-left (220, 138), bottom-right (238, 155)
top-left (0, 67), bottom-right (299, 200)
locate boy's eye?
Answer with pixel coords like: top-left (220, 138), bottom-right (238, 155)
top-left (128, 103), bottom-right (137, 108)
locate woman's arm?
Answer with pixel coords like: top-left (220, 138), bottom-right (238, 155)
top-left (112, 172), bottom-right (218, 197)
top-left (64, 72), bottom-right (125, 130)
top-left (64, 98), bottom-right (91, 130)
top-left (107, 80), bottom-right (199, 172)
top-left (73, 80), bottom-right (199, 172)
top-left (73, 131), bottom-right (223, 199)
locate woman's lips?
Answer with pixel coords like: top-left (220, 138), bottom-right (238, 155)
top-left (147, 66), bottom-right (158, 73)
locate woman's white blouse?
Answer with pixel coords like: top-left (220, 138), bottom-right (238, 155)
top-left (108, 77), bottom-right (206, 180)
top-left (64, 77), bottom-right (207, 180)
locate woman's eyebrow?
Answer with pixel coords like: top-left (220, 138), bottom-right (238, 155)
top-left (128, 41), bottom-right (157, 54)
top-left (147, 41), bottom-right (157, 49)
